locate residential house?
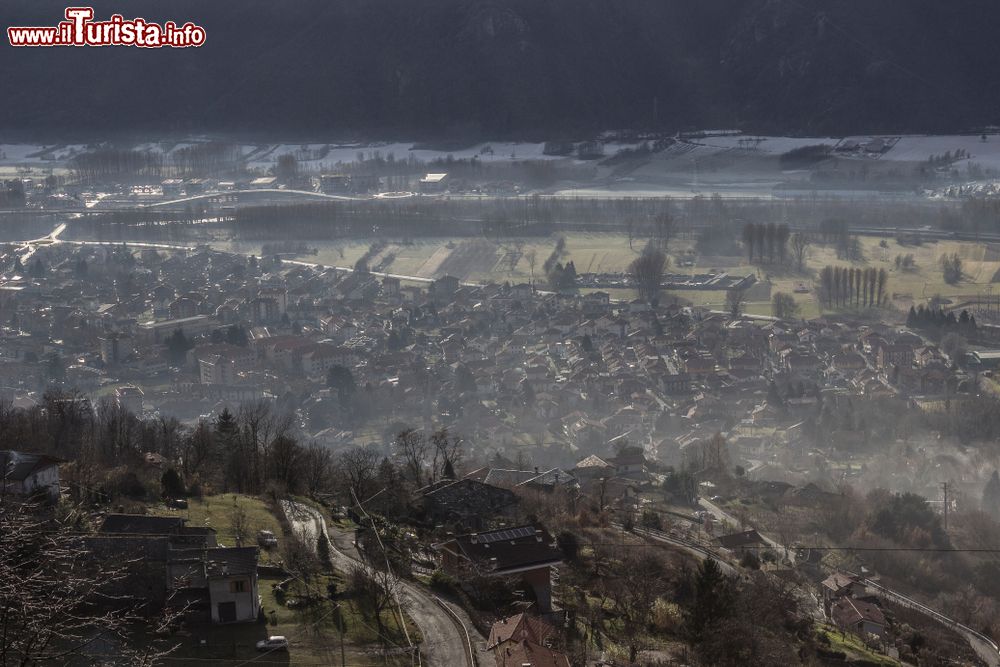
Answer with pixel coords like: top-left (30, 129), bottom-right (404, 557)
top-left (0, 449), bottom-right (61, 500)
top-left (831, 597), bottom-right (886, 640)
top-left (821, 571), bottom-right (866, 613)
top-left (572, 454), bottom-right (614, 480)
top-left (434, 524), bottom-right (563, 612)
top-left (204, 547), bottom-right (262, 623)
top-left (91, 514), bottom-right (260, 624)
top-left (608, 445), bottom-right (649, 479)
top-left (716, 529), bottom-right (768, 555)
top-left (420, 478), bottom-right (518, 530)
top-left (488, 612), bottom-right (556, 649)
top-left (876, 342), bottom-right (914, 370)
top-left (488, 613), bottom-right (568, 667)
top-left (493, 639), bottom-right (570, 667)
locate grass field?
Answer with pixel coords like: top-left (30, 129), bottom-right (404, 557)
top-left (818, 625), bottom-right (899, 666)
top-left (149, 495), bottom-right (419, 666)
top-left (151, 494), bottom-right (284, 561)
top-left (213, 231), bottom-right (1000, 320)
top-left (255, 572), bottom-right (419, 666)
top-left (163, 573), bottom-right (416, 666)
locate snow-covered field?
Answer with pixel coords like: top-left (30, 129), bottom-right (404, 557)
top-left (0, 139), bottom-right (643, 170)
top-left (248, 141), bottom-right (597, 170)
top-left (5, 134), bottom-right (1000, 174)
top-left (884, 135), bottom-right (1000, 171)
top-left (690, 135), bottom-right (840, 154)
top-left (687, 133), bottom-right (1000, 170)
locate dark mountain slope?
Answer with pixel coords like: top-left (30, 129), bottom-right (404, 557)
top-left (1, 0), bottom-right (997, 139)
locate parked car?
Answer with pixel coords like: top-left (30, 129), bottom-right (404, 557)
top-left (256, 636), bottom-right (288, 652)
top-left (257, 530), bottom-right (278, 548)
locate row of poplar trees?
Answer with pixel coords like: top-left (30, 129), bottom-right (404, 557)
top-left (818, 266), bottom-right (888, 308)
top-left (741, 222), bottom-right (790, 264)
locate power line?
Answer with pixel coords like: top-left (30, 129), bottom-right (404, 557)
top-left (573, 539), bottom-right (1000, 553)
top-left (336, 493), bottom-right (418, 664)
top-left (43, 652), bottom-right (402, 666)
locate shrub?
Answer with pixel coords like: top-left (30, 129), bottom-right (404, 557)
top-left (557, 530), bottom-right (580, 562)
top-left (160, 468), bottom-right (185, 498)
top-left (740, 550), bottom-right (761, 569)
top-left (429, 569), bottom-right (458, 595)
top-left (641, 509), bottom-right (662, 530)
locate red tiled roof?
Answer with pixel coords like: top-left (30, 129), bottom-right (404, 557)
top-left (494, 639), bottom-right (570, 667)
top-left (487, 613), bottom-right (556, 650)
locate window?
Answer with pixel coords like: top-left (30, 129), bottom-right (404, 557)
top-left (230, 579), bottom-right (247, 593)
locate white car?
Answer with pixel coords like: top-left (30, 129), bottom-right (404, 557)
top-left (256, 636), bottom-right (289, 652)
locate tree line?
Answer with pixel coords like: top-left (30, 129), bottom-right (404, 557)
top-left (69, 149), bottom-right (165, 185)
top-left (818, 266), bottom-right (888, 308)
top-left (906, 305), bottom-right (976, 335)
top-left (543, 235), bottom-right (578, 289)
top-left (741, 222), bottom-right (790, 264)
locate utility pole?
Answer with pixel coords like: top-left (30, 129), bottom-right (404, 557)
top-left (335, 604), bottom-right (346, 667)
top-left (941, 482), bottom-right (949, 530)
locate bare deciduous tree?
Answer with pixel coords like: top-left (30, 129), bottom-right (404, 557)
top-left (629, 244), bottom-right (667, 305)
top-left (0, 499), bottom-right (179, 666)
top-left (347, 564), bottom-right (404, 640)
top-left (654, 210), bottom-right (676, 252)
top-left (790, 232), bottom-right (811, 272)
top-left (394, 429), bottom-right (428, 487)
top-left (525, 249), bottom-right (537, 284)
top-left (284, 527), bottom-right (322, 587)
top-left (230, 496), bottom-right (250, 547)
top-left (336, 447), bottom-right (382, 502)
top-left (726, 287), bottom-right (747, 318)
top-left (430, 428), bottom-right (464, 482)
top-left (302, 442), bottom-right (334, 497)
top-left (771, 292), bottom-right (798, 320)
top-left (604, 549), bottom-right (671, 664)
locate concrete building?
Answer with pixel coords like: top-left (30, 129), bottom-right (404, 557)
top-left (419, 172), bottom-right (449, 193)
top-left (139, 315), bottom-right (215, 343)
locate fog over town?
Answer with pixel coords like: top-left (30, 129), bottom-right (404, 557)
top-left (6, 2), bottom-right (1000, 667)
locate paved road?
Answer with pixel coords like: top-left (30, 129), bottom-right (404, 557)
top-left (624, 524), bottom-right (736, 576)
top-left (13, 222), bottom-right (66, 263)
top-left (698, 497), bottom-right (795, 564)
top-left (143, 188), bottom-right (364, 209)
top-left (859, 575), bottom-right (999, 667)
top-left (695, 500), bottom-right (997, 664)
top-left (280, 500), bottom-right (479, 667)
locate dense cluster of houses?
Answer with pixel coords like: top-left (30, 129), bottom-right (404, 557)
top-left (0, 237), bottom-right (984, 660)
top-left (0, 240), bottom-right (977, 498)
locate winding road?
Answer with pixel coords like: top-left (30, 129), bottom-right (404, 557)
top-left (691, 501), bottom-right (997, 665)
top-left (859, 575), bottom-right (999, 667)
top-left (280, 500), bottom-right (482, 667)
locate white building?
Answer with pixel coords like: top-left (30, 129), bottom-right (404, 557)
top-left (0, 450), bottom-right (61, 500)
top-left (205, 547), bottom-right (261, 623)
top-left (419, 172), bottom-right (449, 192)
